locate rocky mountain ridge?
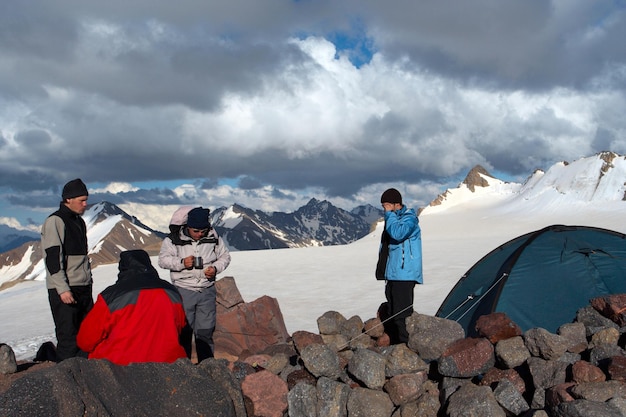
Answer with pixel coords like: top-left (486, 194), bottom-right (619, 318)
top-left (0, 199), bottom-right (380, 289)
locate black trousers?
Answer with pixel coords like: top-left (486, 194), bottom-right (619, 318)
top-left (384, 281), bottom-right (416, 344)
top-left (48, 285), bottom-right (93, 361)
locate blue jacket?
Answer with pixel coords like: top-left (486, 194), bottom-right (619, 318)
top-left (381, 206), bottom-right (423, 283)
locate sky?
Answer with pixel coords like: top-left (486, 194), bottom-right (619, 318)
top-left (1, 0), bottom-right (626, 231)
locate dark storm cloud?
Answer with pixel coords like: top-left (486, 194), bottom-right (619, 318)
top-left (238, 176), bottom-right (263, 190)
top-left (92, 188), bottom-right (181, 205)
top-left (14, 129), bottom-right (52, 147)
top-left (358, 0), bottom-right (626, 90)
top-left (0, 0), bottom-right (625, 222)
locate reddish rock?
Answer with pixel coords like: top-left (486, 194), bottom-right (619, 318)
top-left (364, 317), bottom-right (385, 338)
top-left (216, 276), bottom-right (246, 312)
top-left (291, 331), bottom-right (324, 354)
top-left (241, 370), bottom-right (288, 417)
top-left (608, 356), bottom-right (626, 381)
top-left (439, 337), bottom-right (495, 378)
top-left (479, 367), bottom-right (526, 394)
top-left (376, 333), bottom-right (391, 347)
top-left (572, 360), bottom-right (606, 383)
top-left (475, 312), bottom-right (522, 343)
top-left (383, 371), bottom-right (428, 405)
top-left (590, 294), bottom-right (626, 326)
top-left (545, 382), bottom-right (576, 407)
top-left (215, 295), bottom-right (290, 358)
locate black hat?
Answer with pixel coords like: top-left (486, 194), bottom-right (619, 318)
top-left (187, 207), bottom-right (210, 229)
top-left (62, 178), bottom-right (88, 200)
top-left (380, 188), bottom-right (402, 204)
top-left (118, 250), bottom-right (158, 279)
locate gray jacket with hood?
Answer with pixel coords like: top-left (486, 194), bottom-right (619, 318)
top-left (158, 227), bottom-right (230, 292)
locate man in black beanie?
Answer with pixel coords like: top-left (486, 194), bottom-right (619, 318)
top-left (376, 188), bottom-right (423, 344)
top-left (41, 178), bottom-right (93, 361)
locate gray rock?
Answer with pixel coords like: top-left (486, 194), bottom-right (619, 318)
top-left (341, 315), bottom-right (364, 341)
top-left (199, 358), bottom-right (248, 417)
top-left (346, 387), bottom-right (394, 417)
top-left (527, 356), bottom-right (568, 389)
top-left (558, 351), bottom-right (582, 365)
top-left (494, 378), bottom-right (530, 416)
top-left (406, 313), bottom-right (464, 362)
top-left (318, 310), bottom-right (347, 335)
top-left (379, 343), bottom-right (428, 378)
top-left (321, 333), bottom-right (350, 352)
top-left (576, 306), bottom-right (619, 336)
top-left (495, 335), bottom-right (531, 368)
top-left (317, 377), bottom-right (350, 417)
top-left (348, 348), bottom-right (386, 390)
top-left (557, 322), bottom-right (588, 353)
top-left (608, 397), bottom-right (626, 416)
top-left (569, 380), bottom-right (626, 402)
top-left (393, 391), bottom-right (440, 417)
top-left (300, 343), bottom-right (341, 379)
top-left (446, 383), bottom-right (506, 417)
top-left (524, 328), bottom-right (569, 360)
top-left (287, 382), bottom-right (318, 417)
top-left (551, 399), bottom-right (624, 417)
top-left (588, 343), bottom-right (626, 368)
top-left (0, 344), bottom-right (17, 375)
top-left (530, 387), bottom-right (546, 409)
top-left (349, 333), bottom-right (375, 350)
top-left (0, 357), bottom-right (245, 417)
top-left (440, 376), bottom-right (471, 402)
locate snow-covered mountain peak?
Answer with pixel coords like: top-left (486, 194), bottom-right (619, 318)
top-left (423, 153), bottom-right (626, 216)
top-left (518, 152), bottom-right (626, 202)
top-left (423, 165), bottom-right (520, 214)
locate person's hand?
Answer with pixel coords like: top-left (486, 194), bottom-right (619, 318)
top-left (59, 290), bottom-right (76, 304)
top-left (382, 202), bottom-right (395, 212)
top-left (204, 266), bottom-right (217, 279)
top-left (182, 255), bottom-right (194, 269)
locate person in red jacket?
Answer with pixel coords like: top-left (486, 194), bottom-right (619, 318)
top-left (77, 250), bottom-right (187, 365)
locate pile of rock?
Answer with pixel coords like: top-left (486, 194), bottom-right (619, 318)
top-left (235, 294), bottom-right (626, 416)
top-left (5, 287), bottom-right (626, 416)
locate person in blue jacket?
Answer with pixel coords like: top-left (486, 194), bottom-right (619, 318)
top-left (376, 188), bottom-right (423, 344)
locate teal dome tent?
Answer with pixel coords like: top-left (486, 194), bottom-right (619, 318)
top-left (436, 225), bottom-right (626, 335)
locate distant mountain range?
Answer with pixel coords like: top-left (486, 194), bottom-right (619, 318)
top-left (0, 225), bottom-right (40, 254)
top-left (2, 151), bottom-right (626, 290)
top-left (0, 198), bottom-right (382, 289)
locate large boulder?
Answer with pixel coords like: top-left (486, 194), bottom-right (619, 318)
top-left (0, 357), bottom-right (246, 417)
top-left (215, 276), bottom-right (290, 358)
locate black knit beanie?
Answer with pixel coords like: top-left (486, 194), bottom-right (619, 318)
top-left (186, 207), bottom-right (210, 229)
top-left (62, 178), bottom-right (88, 200)
top-left (380, 188), bottom-right (402, 204)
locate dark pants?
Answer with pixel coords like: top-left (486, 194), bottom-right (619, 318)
top-left (384, 281), bottom-right (416, 344)
top-left (48, 285), bottom-right (93, 361)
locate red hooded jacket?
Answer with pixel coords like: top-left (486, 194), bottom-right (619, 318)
top-left (77, 250), bottom-right (187, 365)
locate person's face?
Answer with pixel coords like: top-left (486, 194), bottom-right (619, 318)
top-left (65, 196), bottom-right (88, 215)
top-left (187, 227), bottom-right (208, 241)
top-left (382, 202), bottom-right (402, 212)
